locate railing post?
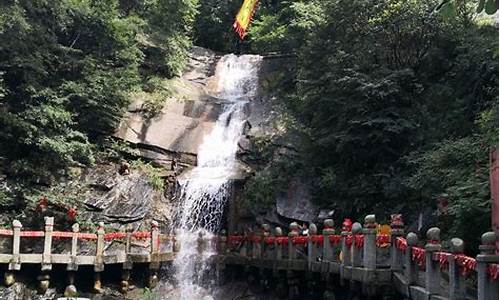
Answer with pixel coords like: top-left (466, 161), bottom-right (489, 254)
top-left (340, 218), bottom-right (353, 284)
top-left (219, 229), bottom-right (227, 255)
top-left (121, 224), bottom-right (133, 293)
top-left (288, 222), bottom-right (299, 260)
top-left (216, 229), bottom-right (227, 286)
top-left (341, 218), bottom-right (353, 267)
top-left (425, 227), bottom-right (441, 296)
top-left (274, 227), bottom-right (283, 261)
top-left (173, 229), bottom-right (181, 253)
top-left (476, 231), bottom-right (499, 300)
top-left (66, 223), bottom-right (79, 296)
top-left (351, 222), bottom-right (363, 267)
top-left (390, 214), bottom-right (404, 271)
top-left (9, 220), bottom-right (22, 271)
top-left (405, 232), bottom-right (419, 284)
top-left (322, 219), bottom-right (335, 262)
top-left (260, 224), bottom-right (270, 259)
top-left (94, 222), bottom-right (105, 293)
top-left (42, 216), bottom-right (54, 271)
top-left (363, 214), bottom-right (377, 269)
top-left (448, 238), bottom-right (466, 299)
top-left (5, 220), bottom-right (22, 287)
top-left (148, 221), bottom-right (160, 289)
top-left (307, 223), bottom-right (318, 271)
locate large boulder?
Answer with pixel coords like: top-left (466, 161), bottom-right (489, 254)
top-left (276, 178), bottom-right (318, 222)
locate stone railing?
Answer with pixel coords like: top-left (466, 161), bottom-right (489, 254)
top-left (0, 215), bottom-right (497, 299)
top-left (0, 217), bottom-right (176, 295)
top-left (217, 214), bottom-right (499, 300)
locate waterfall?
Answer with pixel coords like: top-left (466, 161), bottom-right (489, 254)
top-left (171, 54), bottom-right (262, 300)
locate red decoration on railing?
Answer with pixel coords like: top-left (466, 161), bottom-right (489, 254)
top-left (434, 252), bottom-right (451, 270)
top-left (311, 235), bottom-right (324, 245)
top-left (395, 237), bottom-right (407, 252)
top-left (20, 231), bottom-right (44, 237)
top-left (344, 235), bottom-right (353, 248)
top-left (76, 233), bottom-right (97, 239)
top-left (376, 234), bottom-right (390, 248)
top-left (488, 264), bottom-right (499, 281)
top-left (455, 254), bottom-right (476, 276)
top-left (227, 235), bottom-right (245, 245)
top-left (52, 231), bottom-right (74, 238)
top-left (330, 235), bottom-right (342, 245)
top-left (275, 237), bottom-right (289, 245)
top-left (104, 232), bottom-right (127, 241)
top-left (354, 235), bottom-right (364, 248)
top-left (247, 235), bottom-right (262, 243)
top-left (292, 236), bottom-right (308, 245)
top-left (412, 247), bottom-right (425, 267)
top-left (263, 236), bottom-right (275, 245)
top-left (132, 232), bottom-right (151, 239)
top-left (0, 229), bottom-right (13, 236)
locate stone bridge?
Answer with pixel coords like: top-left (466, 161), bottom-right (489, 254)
top-left (0, 215), bottom-right (497, 299)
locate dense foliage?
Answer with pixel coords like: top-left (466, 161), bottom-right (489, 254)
top-left (244, 0), bottom-right (498, 252)
top-left (0, 0), bottom-right (197, 182)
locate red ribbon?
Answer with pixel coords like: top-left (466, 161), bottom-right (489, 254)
top-left (311, 235), bottom-right (324, 245)
top-left (344, 235), bottom-right (353, 247)
top-left (247, 235), bottom-right (262, 243)
top-left (20, 231), bottom-right (44, 237)
top-left (132, 232), bottom-right (151, 239)
top-left (433, 252), bottom-right (451, 270)
top-left (412, 247), bottom-right (425, 267)
top-left (292, 236), bottom-right (308, 245)
top-left (104, 232), bottom-right (127, 240)
top-left (275, 237), bottom-right (289, 245)
top-left (227, 235), bottom-right (245, 245)
top-left (263, 236), bottom-right (275, 245)
top-left (488, 264), bottom-right (499, 281)
top-left (376, 234), bottom-right (390, 248)
top-left (330, 235), bottom-right (342, 245)
top-left (395, 237), bottom-right (407, 252)
top-left (354, 235), bottom-right (364, 248)
top-left (454, 254), bottom-right (476, 276)
top-left (0, 229), bottom-right (13, 236)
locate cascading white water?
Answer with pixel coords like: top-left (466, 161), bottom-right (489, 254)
top-left (171, 54), bottom-right (262, 300)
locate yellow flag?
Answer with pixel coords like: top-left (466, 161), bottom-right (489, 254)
top-left (233, 0), bottom-right (259, 39)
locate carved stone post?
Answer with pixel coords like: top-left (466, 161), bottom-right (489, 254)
top-left (274, 227), bottom-right (283, 261)
top-left (322, 219), bottom-right (335, 262)
top-left (425, 227), bottom-right (441, 296)
top-left (121, 224), bottom-right (134, 293)
top-left (363, 215), bottom-right (377, 269)
top-left (219, 229), bottom-right (227, 255)
top-left (476, 232), bottom-right (499, 300)
top-left (216, 230), bottom-right (227, 286)
top-left (9, 220), bottom-right (22, 271)
top-left (148, 221), bottom-right (160, 289)
top-left (42, 216), bottom-right (53, 271)
top-left (351, 222), bottom-right (363, 267)
top-left (404, 232), bottom-right (419, 284)
top-left (173, 229), bottom-right (181, 253)
top-left (341, 218), bottom-right (353, 267)
top-left (5, 220), bottom-right (22, 286)
top-left (260, 224), bottom-right (270, 259)
top-left (307, 223), bottom-right (318, 270)
top-left (448, 238), bottom-right (466, 300)
top-left (68, 223), bottom-right (79, 272)
top-left (288, 222), bottom-right (299, 260)
top-left (94, 222), bottom-right (105, 293)
top-left (390, 214), bottom-right (404, 271)
top-left (273, 227), bottom-right (283, 277)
